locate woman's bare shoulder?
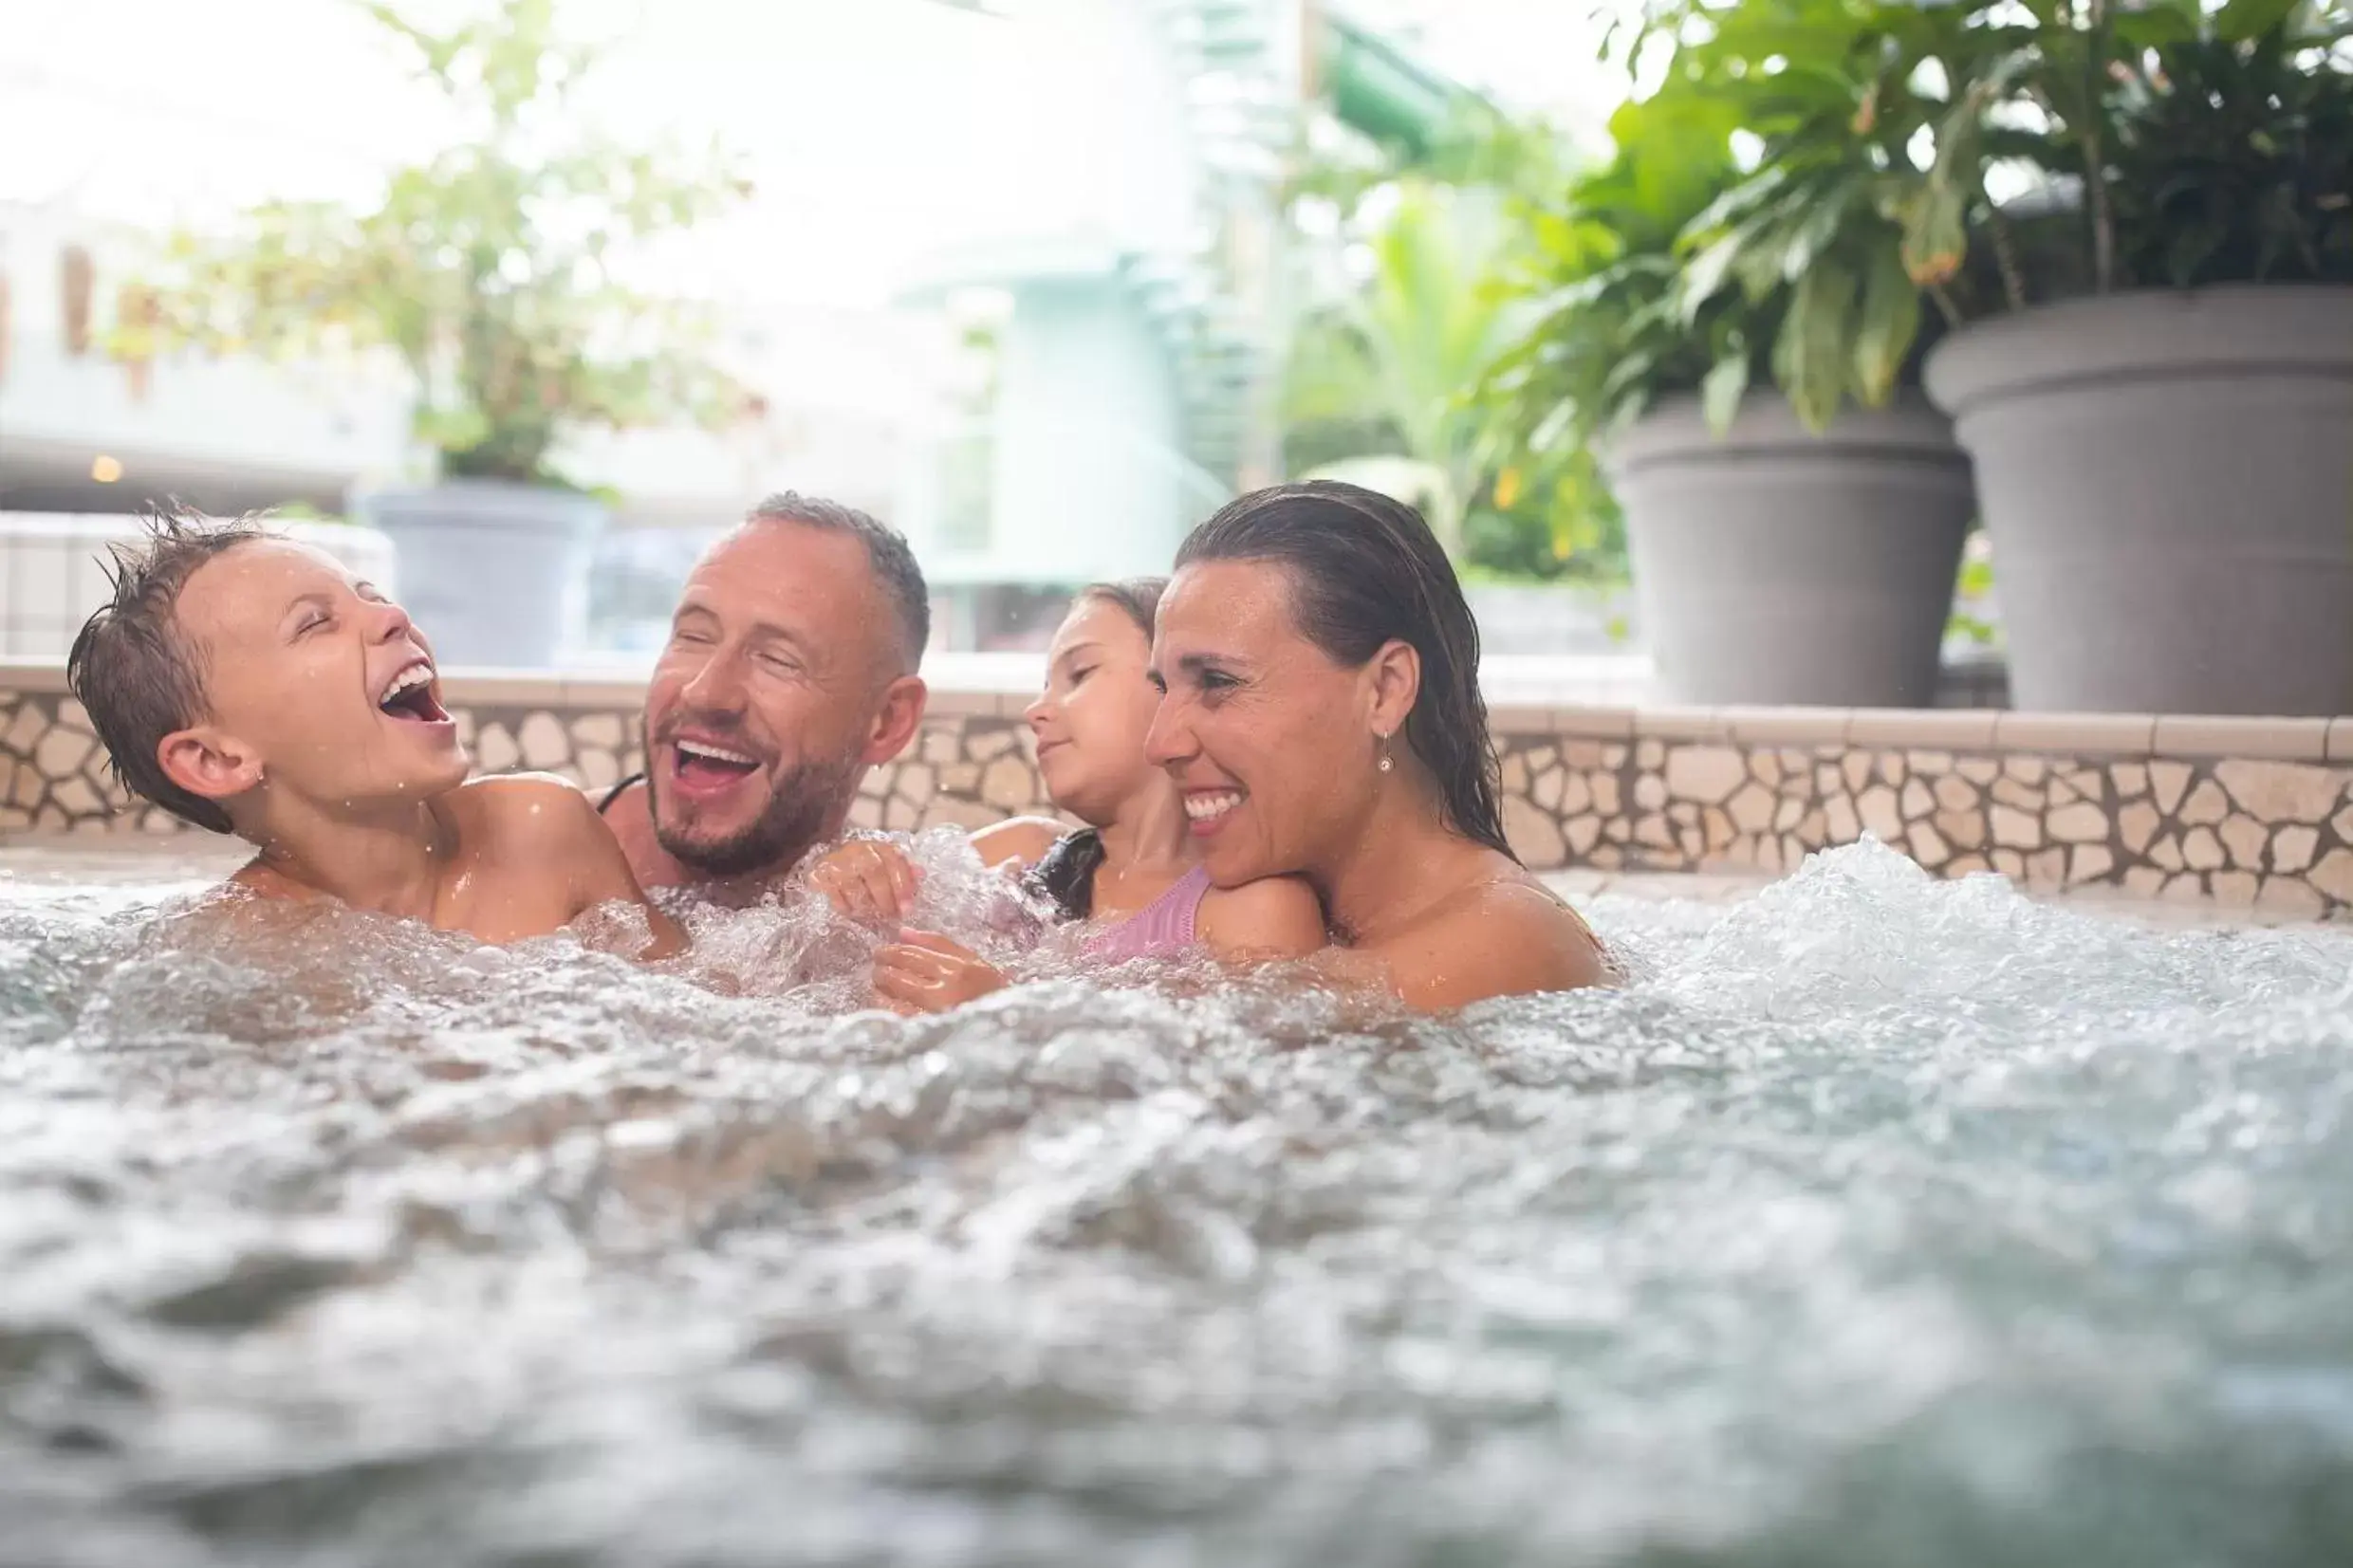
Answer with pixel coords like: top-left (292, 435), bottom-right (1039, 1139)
top-left (1368, 872), bottom-right (1610, 1010)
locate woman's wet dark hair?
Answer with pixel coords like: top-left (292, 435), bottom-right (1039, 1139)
top-left (1173, 481), bottom-right (1515, 862)
top-left (1025, 578), bottom-right (1172, 921)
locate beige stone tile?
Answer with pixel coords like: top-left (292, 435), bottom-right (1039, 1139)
top-left (1501, 753), bottom-right (1529, 792)
top-left (848, 796), bottom-right (882, 830)
top-left (2150, 833), bottom-right (2184, 872)
top-left (1504, 797), bottom-right (1567, 867)
top-left (2068, 844), bottom-right (2115, 885)
top-left (2150, 761), bottom-right (2192, 815)
top-left (1551, 705), bottom-right (1639, 738)
top-left (2113, 762), bottom-right (2149, 800)
top-left (2271, 824), bottom-right (2320, 875)
top-left (570, 712), bottom-right (626, 750)
top-left (2311, 848), bottom-right (2353, 906)
top-left (1992, 711), bottom-right (2157, 756)
top-left (1957, 757), bottom-right (1999, 785)
top-left (979, 756), bottom-right (1035, 811)
top-left (1633, 707), bottom-right (1729, 742)
top-left (2213, 759), bottom-right (2347, 825)
top-left (2219, 814), bottom-right (2269, 870)
top-left (2119, 800), bottom-right (2160, 854)
top-left (2027, 848), bottom-right (2066, 888)
top-left (1533, 767), bottom-right (1565, 811)
top-left (1566, 815), bottom-right (1603, 857)
top-left (2178, 779), bottom-right (2231, 825)
top-left (1669, 801), bottom-right (1700, 827)
top-left (1992, 777), bottom-right (2044, 811)
top-left (1663, 746), bottom-right (1745, 804)
top-left (2121, 865), bottom-right (2166, 897)
top-left (1900, 778), bottom-right (1935, 821)
top-left (4, 703), bottom-right (45, 754)
top-left (1948, 853), bottom-right (1992, 877)
top-left (33, 729), bottom-right (93, 780)
top-left (1635, 774), bottom-right (1667, 811)
top-left (1845, 710), bottom-right (1997, 749)
top-left (2181, 826), bottom-right (2226, 871)
top-left (1933, 775), bottom-right (1977, 814)
top-left (896, 764), bottom-right (936, 805)
top-left (941, 762), bottom-right (979, 793)
top-left (518, 712), bottom-right (570, 771)
top-left (1858, 785), bottom-right (1902, 841)
top-left (1907, 821), bottom-right (1950, 866)
top-left (2152, 715), bottom-right (2332, 762)
top-left (1590, 774), bottom-right (1621, 817)
top-left (1934, 808), bottom-right (1983, 850)
top-left (2210, 870), bottom-right (2261, 906)
top-left (474, 723), bottom-right (519, 774)
top-left (920, 729), bottom-right (960, 766)
top-left (1560, 774), bottom-right (1593, 815)
top-left (1906, 747), bottom-right (1954, 775)
top-left (1876, 751), bottom-right (1907, 787)
top-left (1702, 805), bottom-right (1736, 852)
top-left (1991, 804), bottom-right (2042, 849)
top-left (2048, 802), bottom-right (2108, 843)
top-left (2161, 872), bottom-right (2210, 905)
top-left (1840, 752), bottom-right (1871, 794)
top-left (1991, 847), bottom-right (2027, 879)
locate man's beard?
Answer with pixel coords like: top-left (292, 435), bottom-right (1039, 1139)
top-left (650, 750), bottom-right (862, 880)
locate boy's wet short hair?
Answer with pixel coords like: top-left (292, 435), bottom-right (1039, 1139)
top-left (66, 505), bottom-right (272, 834)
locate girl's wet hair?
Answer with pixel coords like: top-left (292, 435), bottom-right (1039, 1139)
top-left (1024, 577), bottom-right (1173, 921)
top-left (1174, 480), bottom-right (1515, 862)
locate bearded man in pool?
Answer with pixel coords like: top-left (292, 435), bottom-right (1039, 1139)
top-left (595, 494), bottom-right (931, 903)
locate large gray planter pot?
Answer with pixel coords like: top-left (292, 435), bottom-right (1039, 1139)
top-left (356, 481), bottom-right (605, 669)
top-left (1925, 286), bottom-right (2353, 715)
top-left (1606, 393), bottom-right (1974, 707)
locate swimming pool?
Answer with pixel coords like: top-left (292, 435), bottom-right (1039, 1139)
top-left (4, 837), bottom-right (2350, 1566)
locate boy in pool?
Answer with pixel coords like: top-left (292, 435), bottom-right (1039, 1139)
top-left (67, 508), bottom-right (684, 955)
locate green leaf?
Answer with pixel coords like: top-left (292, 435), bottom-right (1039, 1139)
top-left (1851, 236), bottom-right (1921, 406)
top-left (1772, 258), bottom-right (1859, 433)
top-left (1700, 351), bottom-right (1751, 434)
top-left (2215, 0), bottom-right (2302, 45)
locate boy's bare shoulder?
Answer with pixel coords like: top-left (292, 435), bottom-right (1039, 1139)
top-left (446, 773), bottom-right (607, 852)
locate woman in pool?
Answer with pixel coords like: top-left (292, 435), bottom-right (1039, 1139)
top-left (811, 580), bottom-right (1327, 1012)
top-left (1144, 481), bottom-right (1610, 1009)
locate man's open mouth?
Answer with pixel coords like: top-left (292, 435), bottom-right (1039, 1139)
top-left (377, 661), bottom-right (451, 725)
top-left (671, 738), bottom-right (764, 788)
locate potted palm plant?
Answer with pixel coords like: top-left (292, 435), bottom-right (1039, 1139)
top-left (119, 0), bottom-right (750, 668)
top-left (1489, 65), bottom-right (1973, 709)
top-left (1903, 0), bottom-right (2353, 714)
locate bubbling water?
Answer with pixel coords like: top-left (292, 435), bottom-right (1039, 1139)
top-left (3, 839), bottom-right (2351, 1568)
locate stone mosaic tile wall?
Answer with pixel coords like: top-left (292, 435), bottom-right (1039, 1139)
top-left (1490, 731), bottom-right (2353, 920)
top-left (6, 665), bottom-right (2349, 920)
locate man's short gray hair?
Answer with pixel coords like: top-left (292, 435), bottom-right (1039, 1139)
top-left (743, 492), bottom-right (930, 672)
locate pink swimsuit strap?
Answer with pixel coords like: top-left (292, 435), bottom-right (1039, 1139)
top-left (1081, 864), bottom-right (1214, 962)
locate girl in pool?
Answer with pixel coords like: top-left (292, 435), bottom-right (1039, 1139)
top-left (1146, 481), bottom-right (1610, 1008)
top-left (811, 579), bottom-right (1328, 1013)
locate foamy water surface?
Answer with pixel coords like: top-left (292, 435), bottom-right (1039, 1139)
top-left (3, 836), bottom-right (2351, 1567)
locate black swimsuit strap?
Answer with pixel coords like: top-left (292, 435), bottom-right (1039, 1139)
top-left (596, 773), bottom-right (645, 816)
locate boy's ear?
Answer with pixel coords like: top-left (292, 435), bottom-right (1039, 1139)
top-left (157, 726), bottom-right (264, 808)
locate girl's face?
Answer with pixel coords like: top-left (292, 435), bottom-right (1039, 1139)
top-left (1022, 597), bottom-right (1159, 826)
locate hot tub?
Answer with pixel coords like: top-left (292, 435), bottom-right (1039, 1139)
top-left (4, 834), bottom-right (2349, 1566)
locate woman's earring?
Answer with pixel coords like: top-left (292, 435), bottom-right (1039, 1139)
top-left (1377, 733), bottom-right (1394, 774)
